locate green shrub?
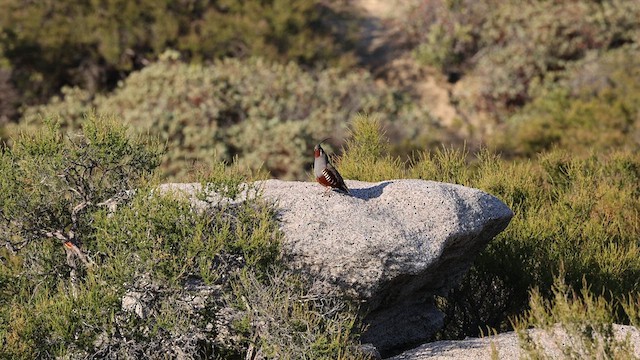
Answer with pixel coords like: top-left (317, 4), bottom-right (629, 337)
top-left (0, 114), bottom-right (162, 283)
top-left (338, 116), bottom-right (640, 340)
top-left (492, 46), bottom-right (640, 157)
top-left (0, 0), bottom-right (357, 109)
top-left (514, 274), bottom-right (639, 359)
top-left (0, 113), bottom-right (365, 358)
top-left (436, 148), bottom-right (640, 339)
top-left (20, 54), bottom-right (438, 180)
top-left (0, 114), bottom-right (166, 357)
top-left (337, 115), bottom-right (407, 181)
top-left (409, 0), bottom-right (485, 72)
top-left (408, 0), bottom-right (640, 113)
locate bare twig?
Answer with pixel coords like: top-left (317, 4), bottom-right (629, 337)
top-left (71, 201), bottom-right (91, 223)
top-left (42, 229), bottom-right (94, 268)
top-left (97, 189), bottom-right (136, 214)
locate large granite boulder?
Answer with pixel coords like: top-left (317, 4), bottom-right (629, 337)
top-left (162, 179), bottom-right (512, 355)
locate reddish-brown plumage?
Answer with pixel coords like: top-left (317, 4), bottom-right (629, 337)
top-left (318, 167), bottom-right (349, 193)
top-left (316, 174), bottom-right (334, 187)
top-left (314, 139), bottom-right (350, 194)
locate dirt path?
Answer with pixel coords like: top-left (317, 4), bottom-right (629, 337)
top-left (350, 0), bottom-right (469, 137)
top-left (351, 0), bottom-right (413, 73)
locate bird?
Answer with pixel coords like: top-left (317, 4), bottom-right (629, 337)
top-left (314, 139), bottom-right (350, 195)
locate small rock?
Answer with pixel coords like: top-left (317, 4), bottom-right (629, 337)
top-left (122, 291), bottom-right (146, 318)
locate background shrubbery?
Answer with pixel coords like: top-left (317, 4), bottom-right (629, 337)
top-left (493, 46), bottom-right (640, 157)
top-left (0, 0), bottom-right (358, 121)
top-left (407, 0), bottom-right (640, 114)
top-left (17, 52), bottom-right (440, 180)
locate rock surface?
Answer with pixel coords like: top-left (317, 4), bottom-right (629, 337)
top-left (389, 324), bottom-right (640, 359)
top-left (162, 179), bottom-right (513, 355)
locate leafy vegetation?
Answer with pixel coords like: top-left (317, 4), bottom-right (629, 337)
top-left (0, 0), bottom-right (357, 119)
top-left (0, 114), bottom-right (363, 358)
top-left (17, 53), bottom-right (438, 180)
top-left (2, 112), bottom-right (640, 357)
top-left (337, 116), bottom-right (406, 182)
top-left (408, 0), bottom-right (640, 113)
top-left (337, 117), bottom-right (640, 342)
top-left (514, 273), bottom-right (640, 359)
top-left (493, 46), bottom-right (640, 157)
top-left (2, 0), bottom-right (640, 356)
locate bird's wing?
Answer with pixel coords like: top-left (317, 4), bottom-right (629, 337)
top-left (326, 164), bottom-right (349, 193)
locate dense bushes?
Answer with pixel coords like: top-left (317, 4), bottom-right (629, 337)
top-left (19, 53), bottom-right (438, 180)
top-left (437, 148), bottom-right (640, 338)
top-left (3, 113), bottom-right (640, 356)
top-left (513, 274), bottom-right (640, 359)
top-left (3, 0), bottom-right (640, 353)
top-left (493, 46), bottom-right (640, 157)
top-left (338, 117), bottom-right (640, 340)
top-left (407, 0), bottom-right (640, 158)
top-left (0, 115), bottom-right (362, 358)
top-left (0, 0), bottom-right (357, 121)
top-left (408, 0), bottom-right (640, 113)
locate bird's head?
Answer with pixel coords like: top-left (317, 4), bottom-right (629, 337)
top-left (314, 138), bottom-right (331, 158)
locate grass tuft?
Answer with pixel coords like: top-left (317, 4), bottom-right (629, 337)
top-left (337, 115), bottom-right (406, 181)
top-left (514, 272), bottom-right (639, 359)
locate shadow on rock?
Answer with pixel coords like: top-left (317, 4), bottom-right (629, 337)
top-left (350, 181), bottom-right (393, 200)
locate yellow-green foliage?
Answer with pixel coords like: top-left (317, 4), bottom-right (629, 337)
top-left (1, 186), bottom-right (284, 357)
top-left (1, 114), bottom-right (367, 358)
top-left (1, 275), bottom-right (121, 359)
top-left (1, 114), bottom-right (162, 272)
top-left (410, 146), bottom-right (472, 185)
top-left (20, 54), bottom-right (437, 180)
top-left (437, 149), bottom-right (640, 338)
top-left (493, 46), bottom-right (640, 157)
top-left (337, 116), bottom-right (406, 181)
top-left (341, 116), bottom-right (640, 339)
top-left (622, 296), bottom-right (640, 329)
top-left (514, 274), bottom-right (639, 359)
